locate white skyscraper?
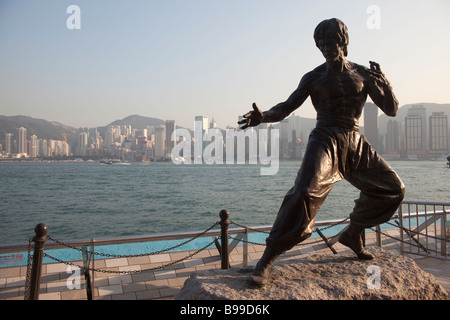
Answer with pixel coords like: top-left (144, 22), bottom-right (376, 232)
top-left (17, 127), bottom-right (27, 155)
top-left (5, 133), bottom-right (12, 154)
top-left (195, 115), bottom-right (208, 132)
top-left (30, 135), bottom-right (38, 157)
top-left (78, 132), bottom-right (88, 156)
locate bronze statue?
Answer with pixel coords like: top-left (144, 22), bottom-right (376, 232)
top-left (238, 18), bottom-right (405, 288)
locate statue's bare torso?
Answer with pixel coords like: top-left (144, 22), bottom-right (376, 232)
top-left (308, 62), bottom-right (367, 121)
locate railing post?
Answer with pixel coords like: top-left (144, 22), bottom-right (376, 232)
top-left (82, 247), bottom-right (93, 300)
top-left (439, 211), bottom-right (447, 257)
top-left (219, 210), bottom-right (230, 269)
top-left (29, 223), bottom-right (48, 300)
top-left (243, 228), bottom-right (248, 268)
top-left (376, 225), bottom-right (382, 247)
top-left (398, 205), bottom-right (404, 254)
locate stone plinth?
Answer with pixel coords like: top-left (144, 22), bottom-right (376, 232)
top-left (175, 248), bottom-right (447, 300)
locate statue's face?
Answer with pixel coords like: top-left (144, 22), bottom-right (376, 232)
top-left (316, 37), bottom-right (345, 62)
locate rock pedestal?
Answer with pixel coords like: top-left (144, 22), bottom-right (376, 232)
top-left (175, 248), bottom-right (447, 300)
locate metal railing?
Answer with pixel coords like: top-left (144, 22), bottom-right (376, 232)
top-left (1, 200), bottom-right (448, 300)
top-left (6, 212), bottom-right (352, 300)
top-left (398, 201), bottom-right (449, 258)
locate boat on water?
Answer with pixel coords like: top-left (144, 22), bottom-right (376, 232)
top-left (447, 156), bottom-right (450, 168)
top-left (100, 159), bottom-right (129, 165)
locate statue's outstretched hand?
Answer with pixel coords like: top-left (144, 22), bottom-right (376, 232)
top-left (238, 103), bottom-right (263, 130)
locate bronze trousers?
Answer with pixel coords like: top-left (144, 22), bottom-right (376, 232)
top-left (266, 126), bottom-right (405, 252)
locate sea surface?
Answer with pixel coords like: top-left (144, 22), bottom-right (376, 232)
top-left (0, 160), bottom-right (449, 245)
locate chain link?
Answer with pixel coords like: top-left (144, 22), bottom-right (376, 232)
top-left (228, 234), bottom-right (325, 247)
top-left (228, 217), bottom-right (349, 247)
top-left (229, 217), bottom-right (349, 234)
top-left (43, 239), bottom-right (217, 275)
top-left (46, 221), bottom-right (219, 259)
top-left (23, 238), bottom-right (33, 300)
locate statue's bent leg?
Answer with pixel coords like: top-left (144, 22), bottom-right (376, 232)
top-left (346, 133), bottom-right (405, 228)
top-left (339, 132), bottom-right (405, 259)
top-left (248, 130), bottom-right (341, 287)
top-left (266, 131), bottom-right (341, 251)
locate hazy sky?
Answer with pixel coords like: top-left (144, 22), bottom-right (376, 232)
top-left (1, 0), bottom-right (449, 130)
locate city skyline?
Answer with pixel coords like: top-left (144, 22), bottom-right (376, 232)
top-left (1, 99), bottom-right (449, 132)
top-left (2, 102), bottom-right (449, 162)
top-left (1, 1), bottom-right (450, 130)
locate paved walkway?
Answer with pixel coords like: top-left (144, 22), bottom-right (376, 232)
top-left (1, 229), bottom-right (448, 300)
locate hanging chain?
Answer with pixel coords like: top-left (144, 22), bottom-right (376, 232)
top-left (46, 221), bottom-right (219, 259)
top-left (23, 238), bottom-right (33, 300)
top-left (228, 217), bottom-right (349, 246)
top-left (43, 239), bottom-right (216, 274)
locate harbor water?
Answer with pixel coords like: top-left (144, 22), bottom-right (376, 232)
top-left (0, 160), bottom-right (448, 246)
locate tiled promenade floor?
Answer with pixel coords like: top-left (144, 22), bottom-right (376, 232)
top-left (1, 229), bottom-right (448, 300)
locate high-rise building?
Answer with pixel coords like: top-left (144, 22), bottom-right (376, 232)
top-left (385, 120), bottom-right (400, 154)
top-left (196, 116), bottom-right (208, 131)
top-left (406, 105), bottom-right (427, 150)
top-left (210, 118), bottom-right (217, 129)
top-left (165, 120), bottom-right (176, 156)
top-left (287, 113), bottom-right (301, 143)
top-left (17, 127), bottom-right (27, 155)
top-left (429, 112), bottom-right (448, 155)
top-left (146, 126), bottom-right (155, 139)
top-left (30, 135), bottom-right (38, 157)
top-left (61, 141), bottom-right (70, 156)
top-left (77, 132), bottom-right (88, 156)
top-left (39, 139), bottom-right (48, 157)
top-left (405, 114), bottom-right (424, 154)
top-left (122, 125), bottom-right (132, 138)
top-left (279, 119), bottom-right (289, 141)
top-left (155, 126), bottom-right (166, 159)
top-left (104, 126), bottom-right (115, 147)
top-left (195, 116), bottom-right (208, 159)
top-left (5, 133), bottom-right (12, 154)
top-left (364, 102), bottom-right (379, 150)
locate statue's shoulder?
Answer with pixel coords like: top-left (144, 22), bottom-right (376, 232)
top-left (348, 61), bottom-right (370, 74)
top-left (302, 63), bottom-right (325, 82)
top-left (311, 63), bottom-right (327, 74)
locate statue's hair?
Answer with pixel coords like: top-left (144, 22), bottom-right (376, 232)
top-left (313, 18), bottom-right (349, 57)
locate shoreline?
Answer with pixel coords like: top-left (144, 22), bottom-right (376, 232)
top-left (0, 158), bottom-right (448, 163)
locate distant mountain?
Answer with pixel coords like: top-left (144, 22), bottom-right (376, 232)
top-left (106, 114), bottom-right (166, 129)
top-left (0, 115), bottom-right (79, 147)
top-left (0, 114), bottom-right (169, 148)
top-left (94, 114), bottom-right (167, 138)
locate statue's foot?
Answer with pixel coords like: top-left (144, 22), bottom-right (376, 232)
top-left (246, 247), bottom-right (280, 288)
top-left (338, 224), bottom-right (374, 260)
top-left (246, 272), bottom-right (270, 288)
